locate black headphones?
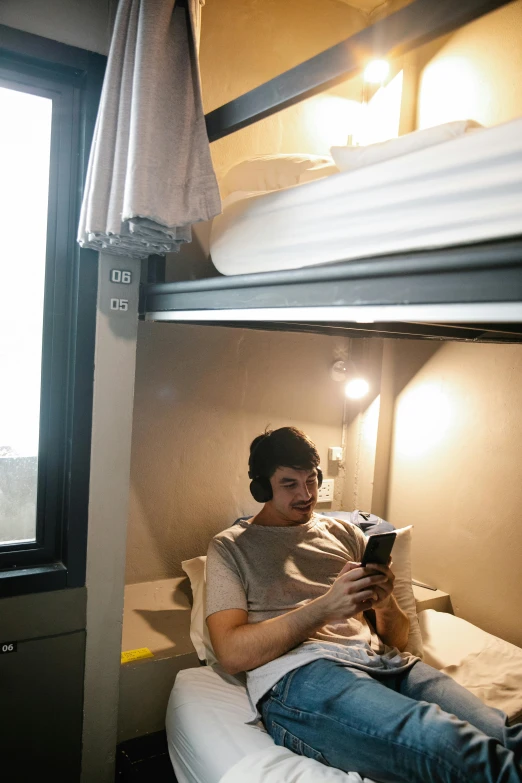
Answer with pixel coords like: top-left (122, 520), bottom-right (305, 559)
top-left (249, 468), bottom-right (323, 503)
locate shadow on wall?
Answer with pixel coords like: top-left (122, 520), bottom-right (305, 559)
top-left (133, 608), bottom-right (189, 651)
top-left (166, 220), bottom-right (218, 281)
top-left (392, 340), bottom-right (442, 397)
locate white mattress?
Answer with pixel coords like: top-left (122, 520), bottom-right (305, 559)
top-left (165, 667), bottom-right (274, 783)
top-left (210, 117), bottom-right (522, 276)
top-left (165, 665), bottom-right (372, 783)
top-left (166, 610), bottom-right (522, 783)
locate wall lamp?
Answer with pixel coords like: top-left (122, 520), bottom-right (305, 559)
top-left (363, 59), bottom-right (390, 85)
top-left (331, 360), bottom-right (370, 400)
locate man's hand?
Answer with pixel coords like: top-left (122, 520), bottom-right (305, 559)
top-left (361, 560), bottom-right (395, 609)
top-left (358, 558), bottom-right (410, 651)
top-left (319, 561), bottom-right (390, 622)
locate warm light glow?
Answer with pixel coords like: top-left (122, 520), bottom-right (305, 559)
top-left (357, 70), bottom-right (403, 146)
top-left (345, 378), bottom-right (370, 399)
top-left (394, 383), bottom-right (453, 458)
top-left (298, 67), bottom-right (401, 150)
top-left (301, 95), bottom-right (362, 150)
top-left (364, 59), bottom-right (390, 84)
top-left (417, 56), bottom-right (481, 129)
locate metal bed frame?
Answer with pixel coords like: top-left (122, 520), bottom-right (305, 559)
top-left (141, 0), bottom-right (522, 342)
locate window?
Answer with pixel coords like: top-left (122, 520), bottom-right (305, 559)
top-left (0, 27), bottom-right (105, 596)
top-left (0, 85), bottom-right (52, 547)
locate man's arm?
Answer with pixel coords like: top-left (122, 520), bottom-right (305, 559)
top-left (373, 596), bottom-right (410, 650)
top-left (366, 562), bottom-right (410, 651)
top-left (207, 562), bottom-right (387, 674)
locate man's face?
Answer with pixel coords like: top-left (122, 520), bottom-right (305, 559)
top-left (268, 466), bottom-right (319, 524)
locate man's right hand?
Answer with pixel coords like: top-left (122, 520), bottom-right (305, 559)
top-left (319, 561), bottom-right (389, 622)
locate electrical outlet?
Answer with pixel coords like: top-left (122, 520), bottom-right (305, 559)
top-left (317, 478), bottom-right (334, 503)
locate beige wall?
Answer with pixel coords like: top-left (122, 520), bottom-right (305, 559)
top-left (200, 0), bottom-right (366, 180)
top-left (417, 0), bottom-right (522, 129)
top-left (0, 0), bottom-right (111, 54)
top-left (342, 339), bottom-right (383, 512)
top-left (386, 340), bottom-right (522, 648)
top-left (126, 324), bottom-right (350, 584)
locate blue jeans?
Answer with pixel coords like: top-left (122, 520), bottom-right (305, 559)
top-left (260, 659), bottom-right (522, 783)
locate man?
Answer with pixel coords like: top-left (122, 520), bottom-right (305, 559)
top-left (206, 427), bottom-right (521, 783)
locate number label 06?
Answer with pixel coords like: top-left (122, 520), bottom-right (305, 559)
top-left (110, 269), bottom-right (132, 284)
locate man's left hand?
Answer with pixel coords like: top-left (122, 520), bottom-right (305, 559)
top-left (363, 560), bottom-right (395, 609)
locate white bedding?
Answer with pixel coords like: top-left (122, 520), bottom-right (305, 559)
top-left (166, 665), bottom-right (374, 783)
top-left (419, 610), bottom-right (522, 724)
top-left (166, 610), bottom-right (522, 783)
top-left (166, 666), bottom-right (274, 783)
top-left (210, 117), bottom-right (522, 276)
top-left (220, 747), bottom-right (375, 783)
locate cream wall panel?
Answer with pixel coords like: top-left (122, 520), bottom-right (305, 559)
top-left (386, 341), bottom-right (522, 648)
top-left (126, 324), bottom-right (350, 584)
top-left (417, 0), bottom-right (522, 129)
top-left (0, 0), bottom-right (111, 54)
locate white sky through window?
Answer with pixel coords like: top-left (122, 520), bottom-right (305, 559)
top-left (0, 86), bottom-right (52, 457)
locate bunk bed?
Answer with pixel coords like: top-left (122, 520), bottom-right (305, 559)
top-left (147, 2), bottom-right (522, 781)
top-left (140, 0), bottom-right (522, 343)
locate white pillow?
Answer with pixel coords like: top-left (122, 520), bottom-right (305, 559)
top-left (330, 119), bottom-right (482, 173)
top-left (181, 556), bottom-right (217, 665)
top-left (182, 524), bottom-right (422, 663)
top-left (381, 526), bottom-right (423, 658)
top-left (221, 154), bottom-right (336, 198)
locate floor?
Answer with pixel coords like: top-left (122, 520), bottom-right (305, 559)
top-left (116, 731), bottom-right (177, 782)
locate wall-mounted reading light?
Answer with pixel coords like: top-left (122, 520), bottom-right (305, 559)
top-left (363, 59), bottom-right (390, 85)
top-left (345, 378), bottom-right (370, 400)
top-left (330, 360), bottom-right (370, 400)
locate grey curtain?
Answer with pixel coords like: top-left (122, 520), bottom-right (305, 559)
top-left (78, 0), bottom-right (221, 259)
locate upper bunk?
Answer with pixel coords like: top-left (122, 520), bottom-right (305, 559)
top-left (140, 0), bottom-right (522, 343)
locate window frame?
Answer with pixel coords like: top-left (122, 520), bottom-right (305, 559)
top-left (0, 25), bottom-right (106, 596)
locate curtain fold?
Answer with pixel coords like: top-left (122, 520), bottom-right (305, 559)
top-left (78, 0), bottom-right (221, 259)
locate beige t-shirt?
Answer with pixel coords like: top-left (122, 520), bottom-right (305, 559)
top-left (206, 513), bottom-right (416, 720)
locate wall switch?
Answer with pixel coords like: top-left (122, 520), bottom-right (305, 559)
top-left (328, 446), bottom-right (343, 462)
top-left (317, 478), bottom-right (334, 503)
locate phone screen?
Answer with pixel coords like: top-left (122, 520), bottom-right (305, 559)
top-left (361, 532), bottom-right (396, 567)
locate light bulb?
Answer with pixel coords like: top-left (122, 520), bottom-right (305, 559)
top-left (363, 59), bottom-right (389, 84)
top-left (345, 378), bottom-right (370, 399)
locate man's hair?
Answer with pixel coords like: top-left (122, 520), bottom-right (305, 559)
top-left (248, 427), bottom-right (320, 479)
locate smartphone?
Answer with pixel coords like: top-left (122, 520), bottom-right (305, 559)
top-left (361, 531), bottom-right (396, 567)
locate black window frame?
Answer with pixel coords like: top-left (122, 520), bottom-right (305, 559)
top-left (0, 25), bottom-right (106, 597)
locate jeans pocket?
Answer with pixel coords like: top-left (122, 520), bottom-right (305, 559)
top-left (271, 720), bottom-right (329, 765)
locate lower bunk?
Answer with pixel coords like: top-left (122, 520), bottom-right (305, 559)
top-left (166, 609), bottom-right (522, 783)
